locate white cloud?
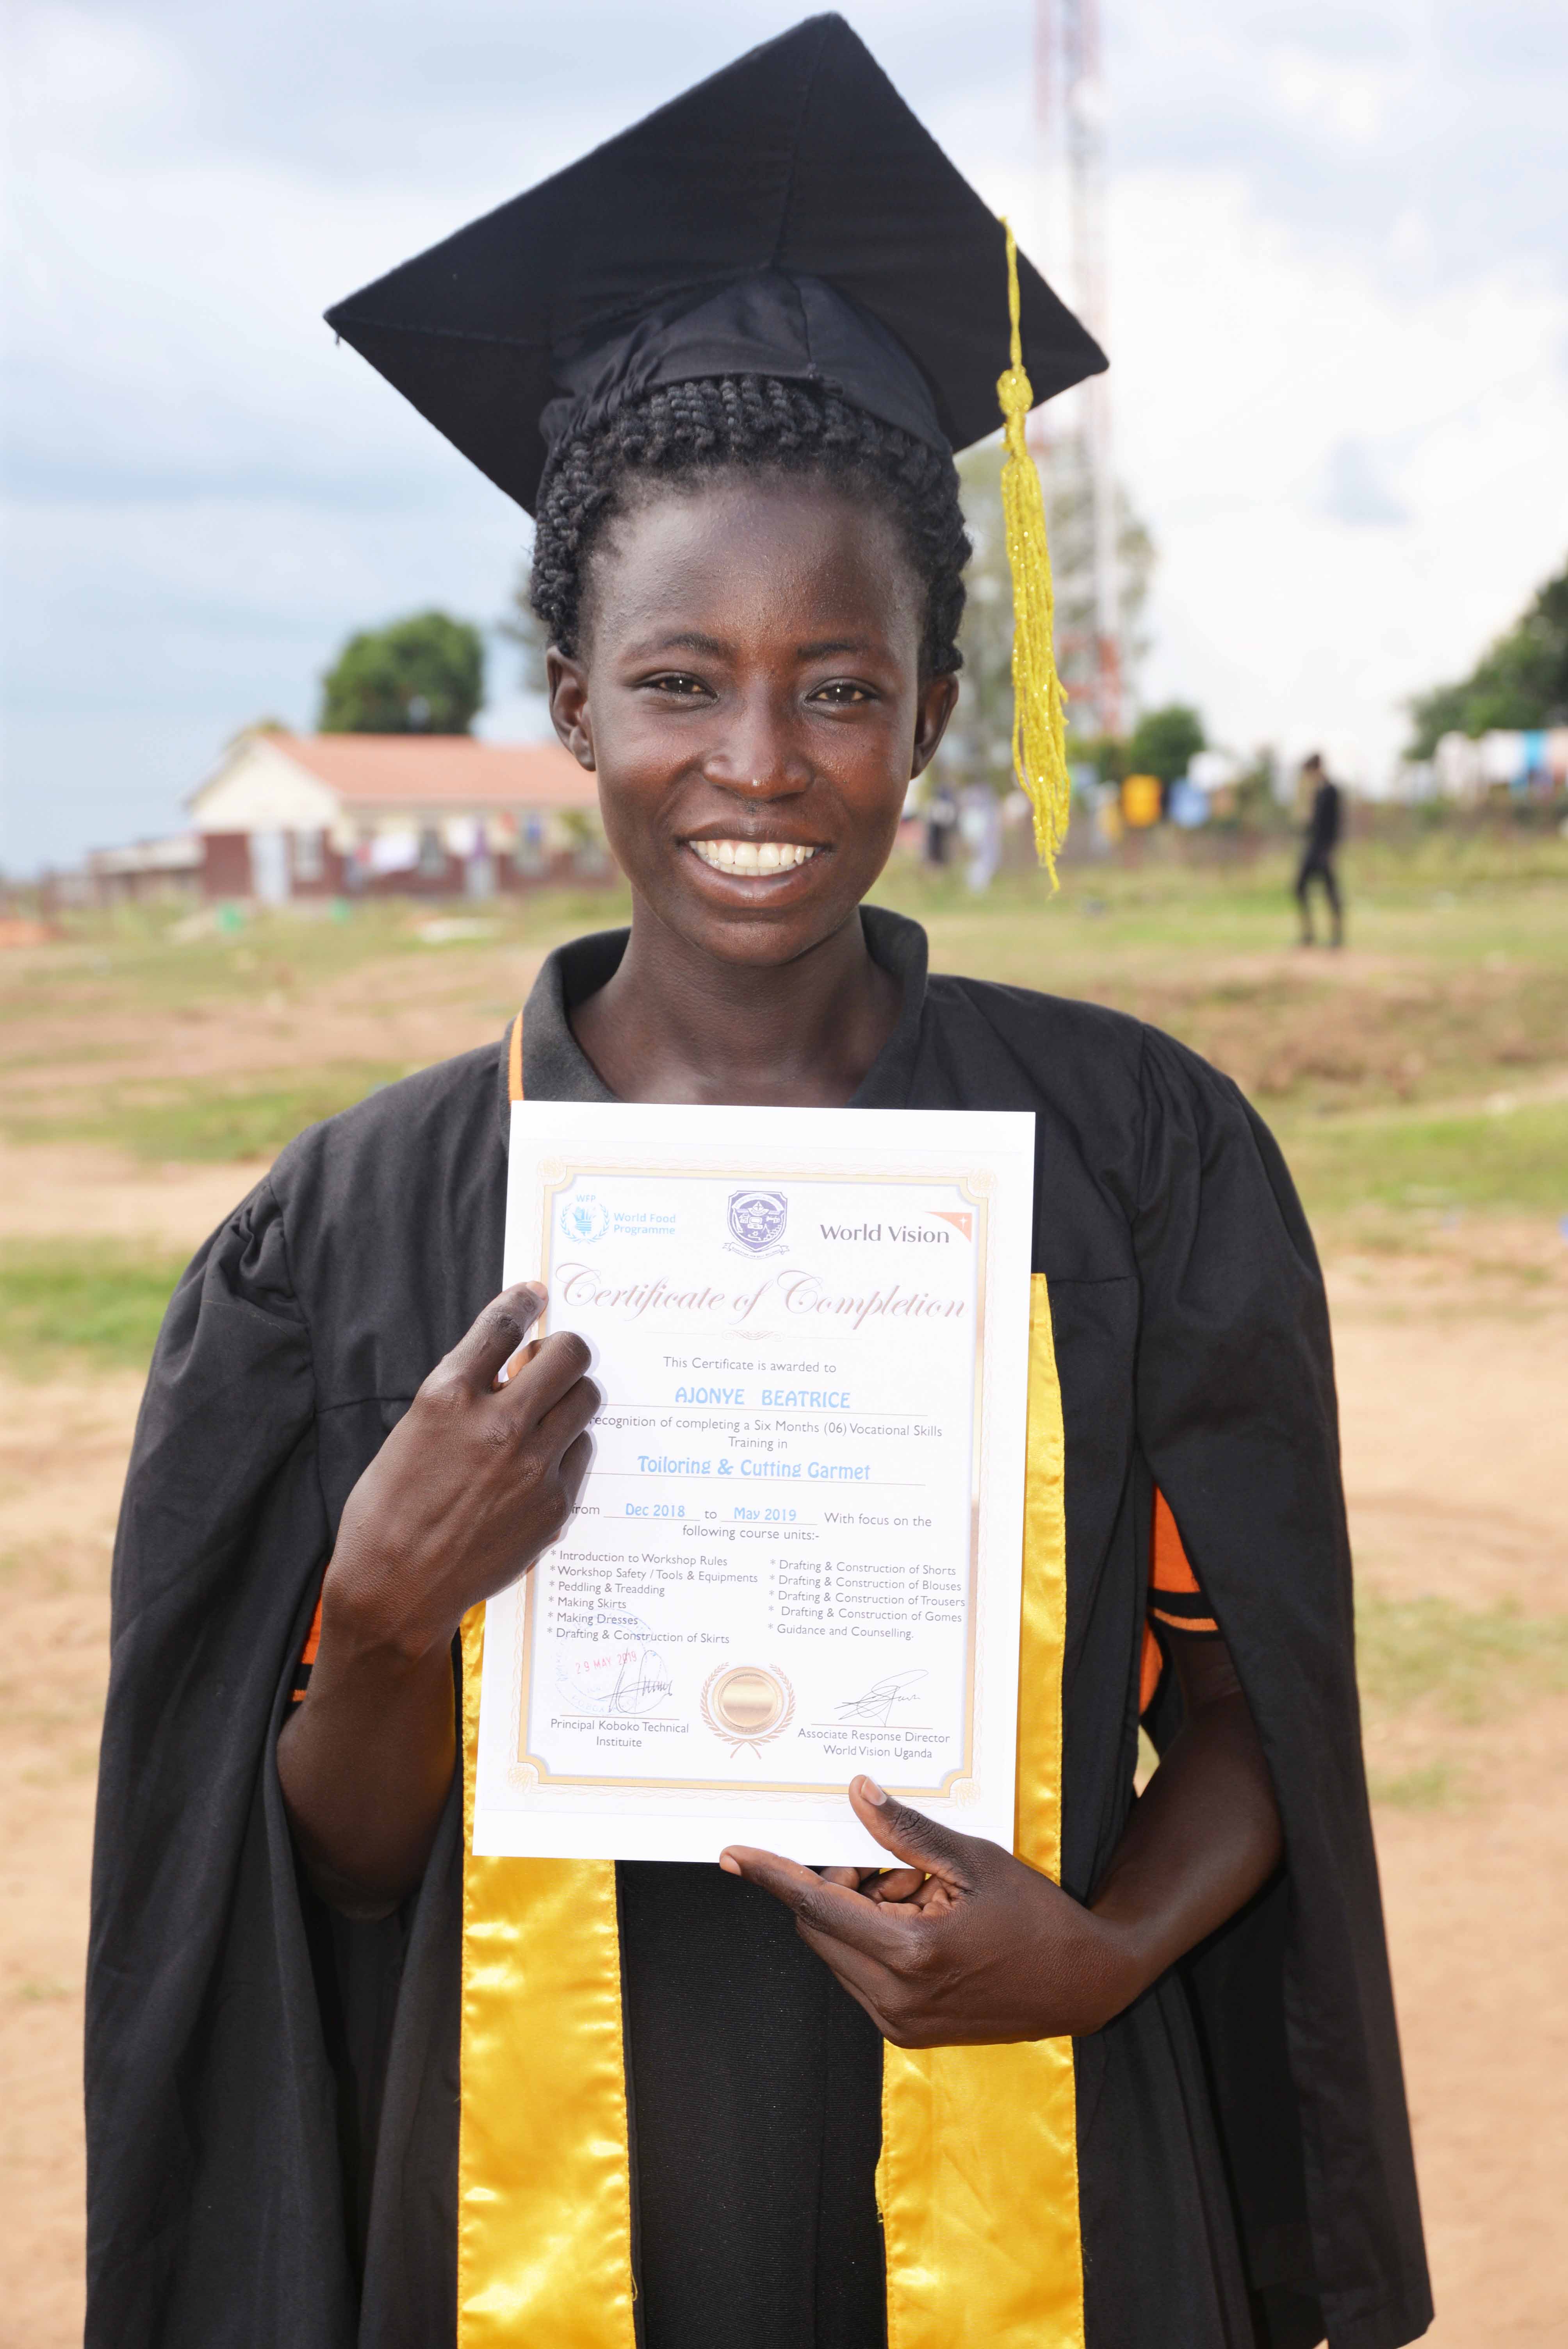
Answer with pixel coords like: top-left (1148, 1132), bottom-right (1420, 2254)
top-left (2, 0), bottom-right (1565, 866)
top-left (1269, 46), bottom-right (1394, 141)
top-left (1105, 164), bottom-right (1568, 776)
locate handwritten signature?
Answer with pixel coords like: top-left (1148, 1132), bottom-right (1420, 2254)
top-left (563, 1645), bottom-right (674, 1718)
top-left (607, 1648), bottom-right (673, 1716)
top-left (837, 1668), bottom-right (927, 1726)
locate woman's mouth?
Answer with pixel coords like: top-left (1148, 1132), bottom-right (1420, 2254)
top-left (688, 839), bottom-right (821, 875)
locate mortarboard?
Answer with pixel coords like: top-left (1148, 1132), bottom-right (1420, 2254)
top-left (326, 12), bottom-right (1105, 876)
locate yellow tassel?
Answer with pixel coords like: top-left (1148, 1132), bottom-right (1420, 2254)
top-left (996, 220), bottom-right (1071, 883)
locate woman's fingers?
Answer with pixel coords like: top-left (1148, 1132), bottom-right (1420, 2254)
top-left (494, 1335), bottom-right (542, 1388)
top-left (718, 1842), bottom-right (965, 2043)
top-left (442, 1285), bottom-right (548, 1391)
top-left (533, 1372), bottom-right (601, 1458)
top-left (559, 1428), bottom-right (595, 1511)
top-left (864, 1866), bottom-right (927, 1904)
top-left (499, 1329), bottom-right (592, 1421)
top-left (847, 1777), bottom-right (983, 1891)
top-left (719, 1846), bottom-right (916, 1964)
top-left (788, 1923), bottom-right (906, 2022)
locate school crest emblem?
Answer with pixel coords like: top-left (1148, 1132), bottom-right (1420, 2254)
top-left (727, 1187), bottom-right (788, 1254)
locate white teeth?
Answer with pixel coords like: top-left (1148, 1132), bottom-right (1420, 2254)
top-left (691, 839), bottom-right (818, 875)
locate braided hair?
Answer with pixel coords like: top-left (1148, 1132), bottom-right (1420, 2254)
top-left (529, 375), bottom-right (969, 679)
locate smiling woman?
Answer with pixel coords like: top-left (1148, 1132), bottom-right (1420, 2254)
top-left (87, 18), bottom-right (1429, 2349)
top-left (550, 463), bottom-right (959, 1104)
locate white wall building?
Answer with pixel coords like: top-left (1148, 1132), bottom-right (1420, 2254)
top-left (188, 730), bottom-right (609, 901)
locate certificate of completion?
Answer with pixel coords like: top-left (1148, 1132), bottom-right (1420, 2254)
top-left (473, 1099), bottom-right (1035, 1865)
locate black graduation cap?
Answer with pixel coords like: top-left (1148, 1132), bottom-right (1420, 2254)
top-left (325, 11), bottom-right (1106, 516)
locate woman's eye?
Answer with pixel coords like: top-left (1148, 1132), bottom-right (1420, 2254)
top-left (809, 681), bottom-right (874, 706)
top-left (646, 673), bottom-right (710, 698)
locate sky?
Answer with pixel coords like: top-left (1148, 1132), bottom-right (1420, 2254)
top-left (3, 0), bottom-right (1565, 872)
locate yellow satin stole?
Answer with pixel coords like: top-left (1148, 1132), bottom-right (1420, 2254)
top-left (457, 1026), bottom-right (1082, 2345)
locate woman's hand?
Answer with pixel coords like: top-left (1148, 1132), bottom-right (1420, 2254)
top-left (722, 1779), bottom-right (1140, 2044)
top-left (279, 1284), bottom-right (599, 1918)
top-left (722, 1636), bottom-right (1283, 2045)
top-left (326, 1281), bottom-right (599, 1659)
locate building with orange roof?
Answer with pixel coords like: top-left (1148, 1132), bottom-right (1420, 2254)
top-left (187, 728), bottom-right (611, 901)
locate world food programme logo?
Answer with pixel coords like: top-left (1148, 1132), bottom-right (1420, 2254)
top-left (727, 1186), bottom-right (787, 1255)
top-left (560, 1192), bottom-right (609, 1245)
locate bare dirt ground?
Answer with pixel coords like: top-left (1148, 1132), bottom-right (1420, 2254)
top-left (0, 937), bottom-right (547, 1124)
top-left (2, 1161), bottom-right (1565, 2342)
top-left (1326, 1239), bottom-right (1568, 2344)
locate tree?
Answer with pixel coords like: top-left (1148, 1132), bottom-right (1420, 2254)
top-left (1406, 556), bottom-right (1568, 756)
top-left (1126, 703), bottom-right (1205, 785)
top-left (931, 433), bottom-right (1156, 798)
top-left (318, 610), bottom-right (486, 735)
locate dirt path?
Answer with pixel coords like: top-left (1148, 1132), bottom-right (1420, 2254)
top-left (1376, 1709), bottom-right (1568, 2344)
top-left (0, 940), bottom-right (545, 1125)
top-left (1326, 1239), bottom-right (1568, 2343)
top-left (1, 1150), bottom-right (1564, 2344)
top-left (0, 1370), bottom-right (140, 2349)
top-left (0, 1142), bottom-right (267, 1250)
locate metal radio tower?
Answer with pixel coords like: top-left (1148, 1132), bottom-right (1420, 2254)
top-left (1034, 0), bottom-right (1122, 738)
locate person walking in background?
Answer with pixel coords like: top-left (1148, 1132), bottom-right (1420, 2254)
top-left (1295, 750), bottom-right (1344, 947)
top-left (958, 781), bottom-right (1003, 892)
top-left (923, 779), bottom-right (958, 866)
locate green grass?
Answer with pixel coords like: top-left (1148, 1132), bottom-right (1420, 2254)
top-left (1365, 1761), bottom-right (1459, 1811)
top-left (1356, 1590), bottom-right (1568, 1726)
top-left (1357, 1592), bottom-right (1568, 1810)
top-left (5, 839), bottom-right (1566, 1219)
top-left (0, 1240), bottom-right (189, 1372)
top-left (1, 1062), bottom-right (406, 1161)
top-left (1145, 1588), bottom-right (1568, 1809)
top-left (1277, 1098), bottom-right (1568, 1222)
top-left (875, 840), bottom-right (1568, 1228)
top-left (0, 888), bottom-right (635, 1030)
top-left (874, 829), bottom-right (1568, 968)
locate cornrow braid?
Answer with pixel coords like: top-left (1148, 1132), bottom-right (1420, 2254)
top-left (529, 374), bottom-right (970, 678)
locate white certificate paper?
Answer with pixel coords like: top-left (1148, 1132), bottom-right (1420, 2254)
top-left (473, 1099), bottom-right (1035, 1866)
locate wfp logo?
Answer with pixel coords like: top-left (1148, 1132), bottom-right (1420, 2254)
top-left (727, 1187), bottom-right (788, 1256)
top-left (560, 1193), bottom-right (609, 1245)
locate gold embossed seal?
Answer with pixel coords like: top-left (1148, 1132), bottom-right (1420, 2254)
top-left (701, 1664), bottom-right (795, 1754)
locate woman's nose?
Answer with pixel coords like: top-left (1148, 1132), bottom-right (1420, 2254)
top-left (700, 693), bottom-right (813, 797)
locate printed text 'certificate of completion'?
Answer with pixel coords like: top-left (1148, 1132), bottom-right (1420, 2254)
top-left (473, 1100), bottom-right (1035, 1865)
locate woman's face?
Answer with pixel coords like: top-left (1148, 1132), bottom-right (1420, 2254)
top-left (546, 473), bottom-right (958, 969)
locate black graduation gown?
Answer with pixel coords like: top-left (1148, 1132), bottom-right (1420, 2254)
top-left (86, 907), bottom-right (1431, 2349)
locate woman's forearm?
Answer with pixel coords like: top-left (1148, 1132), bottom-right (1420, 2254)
top-left (278, 1586), bottom-right (458, 1920)
top-left (1088, 1638), bottom-right (1283, 2006)
top-left (276, 1285), bottom-right (598, 1919)
top-left (723, 1629), bottom-right (1283, 2047)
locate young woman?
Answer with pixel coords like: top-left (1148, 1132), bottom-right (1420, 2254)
top-left (87, 20), bottom-right (1429, 2349)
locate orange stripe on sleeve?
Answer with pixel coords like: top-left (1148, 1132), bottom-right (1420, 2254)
top-left (1150, 1490), bottom-right (1219, 1633)
top-left (1151, 1489), bottom-right (1201, 1595)
top-left (1140, 1489), bottom-right (1221, 1715)
top-left (291, 1594), bottom-right (324, 1702)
